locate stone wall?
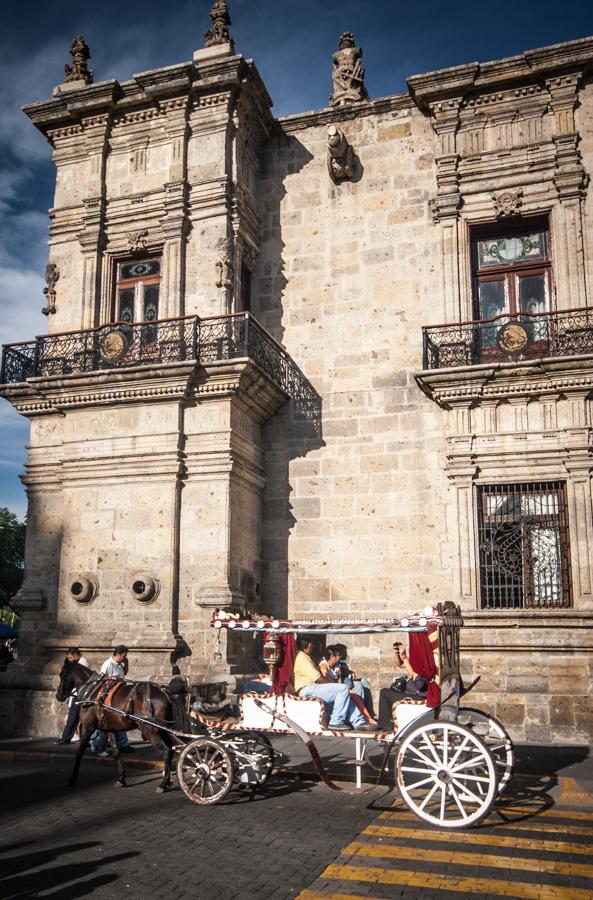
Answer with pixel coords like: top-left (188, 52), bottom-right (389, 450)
top-left (3, 37), bottom-right (593, 741)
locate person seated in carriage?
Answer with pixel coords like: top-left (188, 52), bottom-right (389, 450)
top-left (293, 638), bottom-right (374, 732)
top-left (319, 645), bottom-right (376, 725)
top-left (377, 639), bottom-right (434, 732)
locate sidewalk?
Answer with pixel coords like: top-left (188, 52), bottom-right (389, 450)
top-left (1, 734), bottom-right (591, 799)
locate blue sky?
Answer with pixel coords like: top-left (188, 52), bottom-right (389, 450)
top-left (1, 0), bottom-right (593, 519)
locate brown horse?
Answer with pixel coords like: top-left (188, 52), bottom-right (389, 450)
top-left (56, 660), bottom-right (187, 792)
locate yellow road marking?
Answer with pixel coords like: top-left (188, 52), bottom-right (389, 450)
top-left (343, 839), bottom-right (593, 878)
top-left (496, 805), bottom-right (593, 822)
top-left (380, 810), bottom-right (593, 836)
top-left (389, 798), bottom-right (593, 822)
top-left (298, 893), bottom-right (373, 900)
top-left (365, 823), bottom-right (593, 855)
top-left (558, 778), bottom-right (593, 807)
top-left (319, 863), bottom-right (593, 899)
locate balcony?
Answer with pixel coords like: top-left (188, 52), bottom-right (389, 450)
top-left (422, 307), bottom-right (593, 370)
top-left (0, 313), bottom-right (320, 428)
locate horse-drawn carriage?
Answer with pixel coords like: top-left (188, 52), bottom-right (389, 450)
top-left (58, 601), bottom-right (513, 829)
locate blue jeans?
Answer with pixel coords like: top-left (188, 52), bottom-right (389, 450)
top-left (90, 729), bottom-right (129, 752)
top-left (299, 682), bottom-right (366, 728)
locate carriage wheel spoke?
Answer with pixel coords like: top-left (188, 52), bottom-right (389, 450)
top-left (407, 742), bottom-right (439, 769)
top-left (451, 777), bottom-right (484, 804)
top-left (448, 783), bottom-right (470, 819)
top-left (419, 781), bottom-right (440, 810)
top-left (421, 734), bottom-right (442, 766)
top-left (448, 734), bottom-right (470, 770)
top-left (451, 753), bottom-right (487, 774)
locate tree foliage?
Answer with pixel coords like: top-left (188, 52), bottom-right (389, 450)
top-left (0, 508), bottom-right (26, 606)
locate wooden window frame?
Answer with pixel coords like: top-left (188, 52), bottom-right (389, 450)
top-left (112, 256), bottom-right (162, 325)
top-left (471, 218), bottom-right (553, 322)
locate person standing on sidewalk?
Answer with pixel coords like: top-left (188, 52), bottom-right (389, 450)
top-left (56, 647), bottom-right (90, 745)
top-left (91, 645), bottom-right (134, 756)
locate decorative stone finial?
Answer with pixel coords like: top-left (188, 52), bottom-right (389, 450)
top-left (330, 32), bottom-right (368, 107)
top-left (204, 0), bottom-right (234, 51)
top-left (64, 36), bottom-right (93, 85)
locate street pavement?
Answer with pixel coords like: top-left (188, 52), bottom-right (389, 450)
top-left (1, 736), bottom-right (592, 899)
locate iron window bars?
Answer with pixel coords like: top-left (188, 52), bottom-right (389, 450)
top-left (477, 481), bottom-right (571, 609)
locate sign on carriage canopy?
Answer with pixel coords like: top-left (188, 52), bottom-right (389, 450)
top-left (211, 601), bottom-right (463, 634)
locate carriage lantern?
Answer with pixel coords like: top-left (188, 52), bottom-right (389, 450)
top-left (262, 633), bottom-right (282, 678)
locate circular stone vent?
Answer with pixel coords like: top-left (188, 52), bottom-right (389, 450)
top-left (69, 574), bottom-right (98, 604)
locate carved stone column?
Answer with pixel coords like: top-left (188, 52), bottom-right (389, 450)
top-left (79, 196), bottom-right (106, 329)
top-left (547, 74), bottom-right (589, 310)
top-left (428, 100), bottom-right (464, 323)
top-left (564, 460), bottom-right (593, 607)
top-left (446, 463), bottom-right (479, 609)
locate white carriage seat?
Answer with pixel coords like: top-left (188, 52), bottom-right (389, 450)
top-left (240, 692), bottom-right (326, 734)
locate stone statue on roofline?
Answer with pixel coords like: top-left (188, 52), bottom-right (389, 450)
top-left (204, 0), bottom-right (234, 51)
top-left (330, 32), bottom-right (368, 107)
top-left (64, 36), bottom-right (93, 85)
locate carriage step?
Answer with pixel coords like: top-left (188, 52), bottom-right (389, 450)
top-left (345, 759), bottom-right (367, 766)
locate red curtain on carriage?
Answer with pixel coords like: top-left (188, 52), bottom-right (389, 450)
top-left (409, 626), bottom-right (440, 708)
top-left (272, 634), bottom-right (296, 695)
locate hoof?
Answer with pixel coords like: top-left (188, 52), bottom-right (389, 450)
top-left (115, 780), bottom-right (126, 788)
top-left (156, 785), bottom-right (167, 794)
top-left (67, 779), bottom-right (76, 788)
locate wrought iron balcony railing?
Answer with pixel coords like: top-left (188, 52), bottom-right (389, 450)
top-left (422, 307), bottom-right (593, 370)
top-left (0, 313), bottom-right (320, 428)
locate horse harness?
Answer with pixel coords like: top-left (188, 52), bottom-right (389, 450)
top-left (80, 676), bottom-right (138, 729)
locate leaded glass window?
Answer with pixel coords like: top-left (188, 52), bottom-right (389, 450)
top-left (114, 256), bottom-right (161, 330)
top-left (472, 221), bottom-right (552, 323)
top-left (477, 482), bottom-right (571, 610)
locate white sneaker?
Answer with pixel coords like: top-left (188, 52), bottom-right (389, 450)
top-left (97, 750), bottom-right (112, 758)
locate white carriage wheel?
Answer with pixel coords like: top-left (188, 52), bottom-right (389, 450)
top-left (396, 721), bottom-right (497, 828)
top-left (177, 738), bottom-right (235, 806)
top-left (457, 707), bottom-right (514, 794)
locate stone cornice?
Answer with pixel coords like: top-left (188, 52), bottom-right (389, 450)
top-left (0, 358), bottom-right (288, 422)
top-left (408, 35), bottom-right (593, 111)
top-left (277, 93), bottom-right (411, 134)
top-left (22, 54), bottom-right (273, 142)
top-left (416, 354), bottom-right (593, 408)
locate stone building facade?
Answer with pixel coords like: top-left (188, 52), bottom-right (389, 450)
top-left (1, 23), bottom-right (592, 741)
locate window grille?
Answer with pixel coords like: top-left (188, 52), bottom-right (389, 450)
top-left (477, 482), bottom-right (571, 609)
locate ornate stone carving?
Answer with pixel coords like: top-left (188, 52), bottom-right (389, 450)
top-left (330, 32), bottom-right (368, 107)
top-left (64, 36), bottom-right (93, 86)
top-left (493, 189), bottom-right (523, 218)
top-left (42, 262), bottom-right (59, 316)
top-left (126, 229), bottom-right (149, 254)
top-left (215, 237), bottom-right (234, 289)
top-left (327, 125), bottom-right (355, 182)
top-left (204, 0), bottom-right (234, 51)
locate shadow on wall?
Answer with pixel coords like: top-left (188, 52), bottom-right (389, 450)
top-left (255, 131), bottom-right (324, 618)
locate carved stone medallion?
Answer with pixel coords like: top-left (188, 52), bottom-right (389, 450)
top-left (496, 321), bottom-right (530, 354)
top-left (492, 189), bottom-right (523, 219)
top-left (99, 329), bottom-right (129, 363)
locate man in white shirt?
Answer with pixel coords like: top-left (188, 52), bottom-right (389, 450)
top-left (100, 645), bottom-right (129, 679)
top-left (91, 645), bottom-right (133, 756)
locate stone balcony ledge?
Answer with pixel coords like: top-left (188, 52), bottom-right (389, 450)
top-left (0, 312), bottom-right (321, 431)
